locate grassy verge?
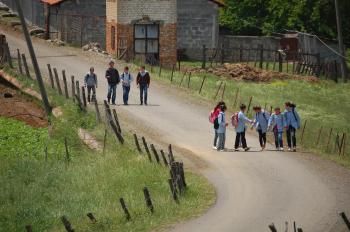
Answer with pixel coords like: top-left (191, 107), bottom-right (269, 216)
top-left (136, 63), bottom-right (350, 168)
top-left (0, 67), bottom-right (215, 231)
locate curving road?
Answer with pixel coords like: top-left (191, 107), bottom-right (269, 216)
top-left (4, 28), bottom-right (350, 232)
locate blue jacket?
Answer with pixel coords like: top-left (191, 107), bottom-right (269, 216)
top-left (284, 108), bottom-right (301, 129)
top-left (253, 110), bottom-right (270, 133)
top-left (235, 111), bottom-right (252, 133)
top-left (217, 111), bottom-right (226, 133)
top-left (268, 113), bottom-right (286, 132)
top-left (84, 73), bottom-right (97, 87)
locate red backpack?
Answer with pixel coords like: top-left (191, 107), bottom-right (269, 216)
top-left (231, 112), bottom-right (239, 128)
top-left (209, 109), bottom-right (220, 124)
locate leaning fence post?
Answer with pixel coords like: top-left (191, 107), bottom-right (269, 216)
top-left (233, 88), bottom-right (239, 107)
top-left (340, 212), bottom-right (350, 231)
top-left (339, 133), bottom-right (346, 156)
top-left (213, 81), bottom-right (223, 100)
top-left (158, 64), bottom-right (162, 77)
top-left (17, 49), bottom-right (23, 74)
top-left (119, 198), bottom-right (131, 221)
top-left (142, 137), bottom-right (152, 162)
top-left (4, 42), bottom-right (13, 68)
top-left (71, 76), bottom-right (75, 101)
top-left (94, 99), bottom-right (101, 123)
top-left (168, 144), bottom-right (175, 164)
top-left (199, 75), bottom-right (207, 94)
top-left (326, 128), bottom-right (333, 151)
top-left (168, 178), bottom-right (178, 202)
top-left (62, 70), bottom-right (69, 99)
top-left (171, 64), bottom-right (175, 82)
top-left (187, 72), bottom-right (192, 88)
top-left (316, 126), bottom-right (323, 146)
top-left (64, 137), bottom-right (70, 162)
top-left (247, 96), bottom-right (253, 114)
top-left (86, 213), bottom-right (97, 223)
top-left (278, 51), bottom-right (283, 72)
top-left (112, 109), bottom-right (122, 134)
top-left (202, 45), bottom-right (206, 69)
top-left (133, 134), bottom-right (142, 153)
top-left (150, 144), bottom-right (161, 163)
top-left (300, 120), bottom-right (308, 144)
top-left (53, 68), bottom-right (63, 95)
top-left (259, 45), bottom-right (264, 69)
top-left (102, 128), bottom-right (107, 155)
top-left (143, 187), bottom-right (154, 214)
top-left (160, 150), bottom-right (169, 166)
top-left (268, 223), bottom-right (277, 232)
top-left (61, 216), bottom-right (74, 232)
top-left (221, 82), bottom-right (226, 100)
top-left (21, 54), bottom-right (31, 79)
top-left (47, 64), bottom-right (55, 89)
top-left (76, 81), bottom-right (80, 102)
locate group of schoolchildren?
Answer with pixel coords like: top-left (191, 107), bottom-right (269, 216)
top-left (209, 101), bottom-right (301, 152)
top-left (83, 61), bottom-right (151, 106)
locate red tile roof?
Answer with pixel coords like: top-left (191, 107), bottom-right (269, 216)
top-left (41, 0), bottom-right (65, 5)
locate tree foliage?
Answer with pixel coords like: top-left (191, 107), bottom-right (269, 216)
top-left (220, 0), bottom-right (350, 43)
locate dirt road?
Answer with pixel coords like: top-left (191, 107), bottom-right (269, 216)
top-left (4, 29), bottom-right (350, 232)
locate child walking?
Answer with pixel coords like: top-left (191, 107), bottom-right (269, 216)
top-left (209, 101), bottom-right (226, 150)
top-left (120, 66), bottom-right (133, 105)
top-left (217, 104), bottom-right (228, 151)
top-left (284, 102), bottom-right (301, 152)
top-left (233, 104), bottom-right (253, 152)
top-left (268, 107), bottom-right (286, 151)
top-left (252, 106), bottom-right (270, 151)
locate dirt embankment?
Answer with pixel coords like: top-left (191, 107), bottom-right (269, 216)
top-left (186, 63), bottom-right (319, 82)
top-left (0, 78), bottom-right (47, 127)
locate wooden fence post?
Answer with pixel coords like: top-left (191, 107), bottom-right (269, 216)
top-left (71, 76), bottom-right (75, 101)
top-left (339, 133), bottom-right (346, 156)
top-left (21, 54), bottom-right (31, 79)
top-left (103, 128), bottom-right (107, 155)
top-left (233, 88), bottom-right (239, 107)
top-left (17, 49), bottom-right (23, 74)
top-left (201, 45), bottom-right (206, 69)
top-left (199, 75), bottom-right (207, 94)
top-left (76, 81), bottom-right (80, 102)
top-left (213, 81), bottom-right (223, 100)
top-left (86, 213), bottom-right (97, 223)
top-left (61, 216), bottom-right (74, 232)
top-left (179, 71), bottom-right (187, 87)
top-left (247, 96), bottom-right (253, 114)
top-left (221, 82), bottom-right (226, 100)
top-left (340, 212), bottom-right (350, 231)
top-left (278, 51), bottom-right (283, 72)
top-left (119, 198), bottom-right (131, 221)
top-left (64, 137), bottom-right (70, 162)
top-left (187, 72), bottom-right (192, 88)
top-left (300, 120), bottom-right (308, 144)
top-left (4, 42), bottom-right (13, 68)
top-left (142, 137), bottom-right (152, 162)
top-left (171, 64), bottom-right (175, 82)
top-left (259, 45), bottom-right (264, 69)
top-left (94, 98), bottom-right (101, 123)
top-left (53, 68), bottom-right (63, 95)
top-left (62, 70), bottom-right (69, 99)
top-left (158, 64), bottom-right (162, 77)
top-left (47, 64), bottom-right (55, 89)
top-left (239, 45), bottom-right (243, 63)
top-left (150, 144), bottom-right (160, 164)
top-left (112, 109), bottom-right (122, 134)
top-left (81, 86), bottom-right (87, 107)
top-left (326, 128), bottom-right (333, 151)
top-left (221, 43), bottom-right (225, 64)
top-left (268, 223), bottom-right (277, 232)
top-left (168, 144), bottom-right (175, 164)
top-left (143, 187), bottom-right (154, 213)
top-left (316, 126), bottom-right (323, 146)
top-left (133, 134), bottom-right (142, 153)
top-left (168, 178), bottom-right (178, 202)
top-left (160, 150), bottom-right (168, 166)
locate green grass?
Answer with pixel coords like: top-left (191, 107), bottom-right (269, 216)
top-left (137, 63), bottom-right (350, 168)
top-left (0, 67), bottom-right (215, 231)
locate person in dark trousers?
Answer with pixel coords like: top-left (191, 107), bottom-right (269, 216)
top-left (234, 104), bottom-right (253, 152)
top-left (252, 106), bottom-right (270, 151)
top-left (120, 66), bottom-right (133, 105)
top-left (105, 61), bottom-right (120, 105)
top-left (209, 101), bottom-right (226, 150)
top-left (216, 104), bottom-right (228, 151)
top-left (136, 66), bottom-right (150, 105)
top-left (268, 107), bottom-right (286, 151)
top-left (284, 102), bottom-right (301, 152)
top-left (84, 67), bottom-right (97, 103)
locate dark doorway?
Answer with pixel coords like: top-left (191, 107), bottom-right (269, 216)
top-left (134, 24), bottom-right (159, 65)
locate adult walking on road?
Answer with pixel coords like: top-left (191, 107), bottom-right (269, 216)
top-left (84, 67), bottom-right (98, 104)
top-left (120, 66), bottom-right (133, 105)
top-left (284, 102), bottom-right (301, 152)
top-left (105, 61), bottom-right (120, 105)
top-left (136, 66), bottom-right (150, 105)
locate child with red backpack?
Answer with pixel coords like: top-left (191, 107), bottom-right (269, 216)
top-left (232, 104), bottom-right (253, 152)
top-left (209, 101), bottom-right (226, 150)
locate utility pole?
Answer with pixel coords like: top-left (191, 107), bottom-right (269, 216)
top-left (335, 0), bottom-right (348, 82)
top-left (14, 0), bottom-right (52, 115)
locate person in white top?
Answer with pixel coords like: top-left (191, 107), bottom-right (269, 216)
top-left (120, 66), bottom-right (133, 105)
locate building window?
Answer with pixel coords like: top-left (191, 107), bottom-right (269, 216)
top-left (111, 26), bottom-right (115, 50)
top-left (134, 24), bottom-right (159, 55)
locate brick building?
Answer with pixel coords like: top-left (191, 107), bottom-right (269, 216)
top-left (106, 0), bottom-right (225, 65)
